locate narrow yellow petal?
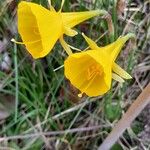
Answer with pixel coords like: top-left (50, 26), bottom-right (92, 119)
top-left (59, 36), bottom-right (73, 55)
top-left (112, 73), bottom-right (125, 83)
top-left (82, 33), bottom-right (99, 50)
top-left (62, 10), bottom-right (107, 29)
top-left (95, 33), bottom-right (135, 62)
top-left (112, 63), bottom-right (132, 79)
top-left (64, 27), bottom-right (78, 36)
top-left (111, 33), bottom-right (135, 61)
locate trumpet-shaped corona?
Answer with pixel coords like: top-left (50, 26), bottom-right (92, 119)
top-left (17, 1), bottom-right (106, 58)
top-left (64, 33), bottom-right (135, 97)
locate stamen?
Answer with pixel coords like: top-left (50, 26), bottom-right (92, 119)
top-left (74, 64), bottom-right (103, 96)
top-left (11, 38), bottom-right (41, 45)
top-left (81, 72), bottom-right (98, 95)
top-left (78, 93), bottom-right (83, 98)
top-left (11, 38), bottom-right (24, 44)
top-left (87, 64), bottom-right (102, 80)
top-left (33, 28), bottom-right (40, 35)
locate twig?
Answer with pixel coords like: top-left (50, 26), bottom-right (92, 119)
top-left (0, 125), bottom-right (103, 142)
top-left (98, 83), bottom-right (150, 150)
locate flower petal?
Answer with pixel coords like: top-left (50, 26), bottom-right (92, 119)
top-left (112, 73), bottom-right (125, 83)
top-left (64, 51), bottom-right (112, 97)
top-left (18, 2), bottom-right (63, 58)
top-left (64, 27), bottom-right (78, 36)
top-left (93, 33), bottom-right (135, 62)
top-left (82, 33), bottom-right (99, 50)
top-left (86, 50), bottom-right (112, 89)
top-left (110, 33), bottom-right (135, 61)
top-left (112, 63), bottom-right (132, 79)
top-left (62, 10), bottom-right (103, 29)
top-left (80, 73), bottom-right (110, 96)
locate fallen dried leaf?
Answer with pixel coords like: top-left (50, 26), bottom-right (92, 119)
top-left (0, 94), bottom-right (15, 120)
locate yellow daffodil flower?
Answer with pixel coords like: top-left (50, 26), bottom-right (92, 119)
top-left (64, 33), bottom-right (135, 97)
top-left (16, 0), bottom-right (107, 59)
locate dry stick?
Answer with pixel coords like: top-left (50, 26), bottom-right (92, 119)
top-left (98, 83), bottom-right (150, 150)
top-left (0, 125), bottom-right (103, 142)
